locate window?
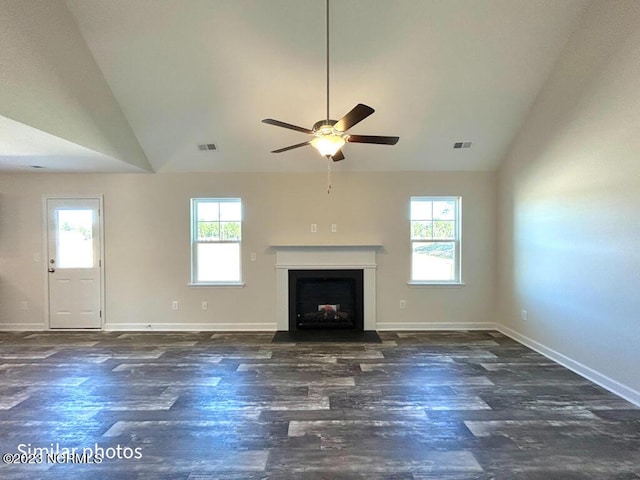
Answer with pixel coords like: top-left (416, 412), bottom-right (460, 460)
top-left (191, 198), bottom-right (242, 284)
top-left (410, 196), bottom-right (461, 283)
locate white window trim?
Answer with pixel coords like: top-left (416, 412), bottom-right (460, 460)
top-left (409, 196), bottom-right (463, 286)
top-left (188, 282), bottom-right (245, 287)
top-left (190, 198), bottom-right (244, 287)
top-left (407, 281), bottom-right (466, 287)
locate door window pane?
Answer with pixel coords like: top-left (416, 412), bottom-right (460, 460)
top-left (57, 210), bottom-right (94, 268)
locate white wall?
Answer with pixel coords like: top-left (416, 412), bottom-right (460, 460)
top-left (0, 170), bottom-right (496, 331)
top-left (496, 0), bottom-right (640, 401)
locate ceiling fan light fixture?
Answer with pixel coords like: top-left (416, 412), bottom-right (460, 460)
top-left (311, 134), bottom-right (346, 157)
top-left (261, 0), bottom-right (398, 182)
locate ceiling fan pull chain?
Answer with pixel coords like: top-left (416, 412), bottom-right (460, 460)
top-left (327, 155), bottom-right (332, 194)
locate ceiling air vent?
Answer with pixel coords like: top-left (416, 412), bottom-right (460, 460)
top-left (198, 143), bottom-right (217, 151)
top-left (453, 142), bottom-right (472, 149)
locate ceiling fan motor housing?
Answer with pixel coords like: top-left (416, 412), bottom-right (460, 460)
top-left (313, 119), bottom-right (339, 133)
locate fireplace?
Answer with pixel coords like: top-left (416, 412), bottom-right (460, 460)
top-left (273, 245), bottom-right (380, 331)
top-left (288, 269), bottom-right (364, 331)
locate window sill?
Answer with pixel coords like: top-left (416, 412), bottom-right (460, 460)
top-left (407, 281), bottom-right (465, 287)
top-left (189, 282), bottom-right (245, 288)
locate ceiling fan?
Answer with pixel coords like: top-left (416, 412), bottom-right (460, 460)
top-left (262, 0), bottom-right (399, 163)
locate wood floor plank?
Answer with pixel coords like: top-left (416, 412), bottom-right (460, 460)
top-left (0, 330), bottom-right (638, 479)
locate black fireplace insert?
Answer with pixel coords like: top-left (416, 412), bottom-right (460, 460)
top-left (288, 269), bottom-right (364, 331)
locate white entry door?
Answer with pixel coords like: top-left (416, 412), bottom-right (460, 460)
top-left (46, 197), bottom-right (102, 329)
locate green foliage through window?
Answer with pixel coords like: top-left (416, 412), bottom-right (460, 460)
top-left (194, 200), bottom-right (241, 242)
top-left (410, 197), bottom-right (461, 282)
top-left (191, 198), bottom-right (242, 284)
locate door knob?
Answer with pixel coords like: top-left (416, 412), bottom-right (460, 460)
top-left (48, 267), bottom-right (56, 273)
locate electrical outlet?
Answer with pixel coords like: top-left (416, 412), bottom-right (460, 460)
top-left (172, 301), bottom-right (179, 310)
top-left (399, 300), bottom-right (406, 310)
top-left (311, 224), bottom-right (317, 233)
top-left (202, 301), bottom-right (208, 310)
top-left (521, 309), bottom-right (528, 321)
top-left (250, 252), bottom-right (257, 262)
top-left (331, 224), bottom-right (337, 233)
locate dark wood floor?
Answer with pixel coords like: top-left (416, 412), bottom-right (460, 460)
top-left (0, 330), bottom-right (638, 479)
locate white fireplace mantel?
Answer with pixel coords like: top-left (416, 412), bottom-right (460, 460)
top-left (272, 245), bottom-right (380, 331)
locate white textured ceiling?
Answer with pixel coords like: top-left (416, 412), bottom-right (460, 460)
top-left (2, 0), bottom-right (590, 173)
top-left (0, 116), bottom-right (146, 173)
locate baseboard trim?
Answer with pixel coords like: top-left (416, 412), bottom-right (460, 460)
top-left (0, 323), bottom-right (47, 331)
top-left (376, 322), bottom-right (499, 331)
top-left (102, 322), bottom-right (277, 332)
top-left (496, 324), bottom-right (640, 407)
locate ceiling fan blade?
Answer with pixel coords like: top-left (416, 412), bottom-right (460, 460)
top-left (334, 104), bottom-right (375, 132)
top-left (332, 149), bottom-right (345, 161)
top-left (348, 135), bottom-right (399, 145)
top-left (262, 118), bottom-right (313, 134)
top-left (271, 141), bottom-right (311, 153)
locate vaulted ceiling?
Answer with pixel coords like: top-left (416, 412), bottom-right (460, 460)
top-left (0, 0), bottom-right (589, 173)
